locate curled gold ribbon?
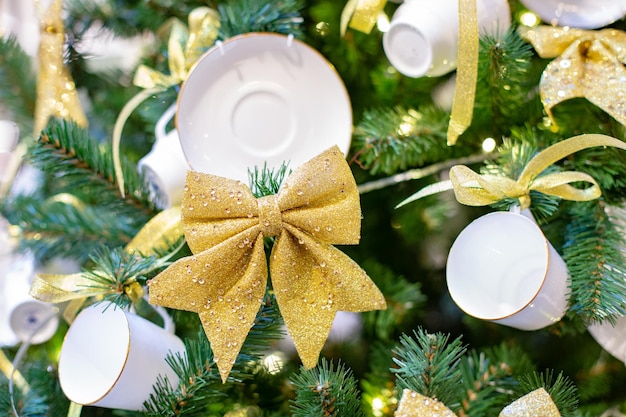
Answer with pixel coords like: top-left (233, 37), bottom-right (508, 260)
top-left (340, 0), bottom-right (387, 35)
top-left (148, 146), bottom-right (386, 382)
top-left (520, 26), bottom-right (626, 128)
top-left (113, 7), bottom-right (219, 196)
top-left (395, 388), bottom-right (560, 417)
top-left (34, 0), bottom-right (87, 135)
top-left (447, 0), bottom-right (479, 145)
top-left (29, 207), bottom-right (183, 322)
top-left (398, 134), bottom-right (626, 210)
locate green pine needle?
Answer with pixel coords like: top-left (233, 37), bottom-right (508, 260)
top-left (290, 358), bottom-right (366, 417)
top-left (392, 327), bottom-right (466, 409)
top-left (248, 163), bottom-right (290, 198)
top-left (0, 36), bottom-right (36, 134)
top-left (564, 201), bottom-right (626, 323)
top-left (218, 0), bottom-right (305, 40)
top-left (515, 370), bottom-right (579, 417)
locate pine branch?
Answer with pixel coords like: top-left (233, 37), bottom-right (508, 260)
top-left (563, 201), bottom-right (626, 323)
top-left (29, 120), bottom-right (157, 226)
top-left (248, 163), bottom-right (290, 198)
top-left (0, 36), bottom-right (37, 135)
top-left (218, 0), bottom-right (305, 40)
top-left (458, 344), bottom-right (535, 417)
top-left (351, 106), bottom-right (470, 175)
top-left (392, 328), bottom-right (466, 409)
top-left (1, 194), bottom-right (137, 262)
top-left (290, 358), bottom-right (366, 417)
top-left (473, 27), bottom-right (537, 135)
top-left (514, 370), bottom-right (579, 417)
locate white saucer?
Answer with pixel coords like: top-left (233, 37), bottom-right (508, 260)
top-left (176, 33), bottom-right (353, 182)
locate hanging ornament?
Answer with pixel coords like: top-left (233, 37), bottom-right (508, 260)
top-left (175, 33), bottom-right (353, 184)
top-left (394, 388), bottom-right (561, 417)
top-left (57, 301), bottom-right (185, 411)
top-left (588, 315), bottom-right (626, 364)
top-left (521, 26), bottom-right (626, 129)
top-left (0, 121), bottom-right (21, 197)
top-left (148, 146), bottom-right (387, 382)
top-left (519, 0), bottom-right (626, 29)
top-left (33, 0), bottom-right (87, 135)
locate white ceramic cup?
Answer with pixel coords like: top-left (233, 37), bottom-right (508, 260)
top-left (383, 0), bottom-right (511, 78)
top-left (58, 302), bottom-right (185, 411)
top-left (588, 316), bottom-right (626, 364)
top-left (0, 121), bottom-right (19, 152)
top-left (446, 209), bottom-right (570, 330)
top-left (519, 0), bottom-right (626, 29)
top-left (137, 104), bottom-right (190, 208)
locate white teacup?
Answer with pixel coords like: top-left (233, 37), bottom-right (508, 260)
top-left (58, 302), bottom-right (185, 411)
top-left (519, 0), bottom-right (626, 29)
top-left (588, 316), bottom-right (626, 364)
top-left (137, 104), bottom-right (190, 208)
top-left (383, 0), bottom-right (511, 78)
top-left (446, 209), bottom-right (570, 330)
top-left (0, 121), bottom-right (19, 152)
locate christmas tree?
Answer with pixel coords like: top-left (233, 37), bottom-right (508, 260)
top-left (2, 0), bottom-right (626, 416)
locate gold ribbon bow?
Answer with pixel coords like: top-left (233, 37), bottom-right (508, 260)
top-left (340, 0), bottom-right (387, 35)
top-left (34, 0), bottom-right (88, 135)
top-left (113, 7), bottom-right (219, 196)
top-left (521, 26), bottom-right (626, 128)
top-left (29, 207), bottom-right (182, 322)
top-left (398, 134), bottom-right (626, 210)
top-left (148, 146), bottom-right (387, 382)
top-left (394, 388), bottom-right (560, 417)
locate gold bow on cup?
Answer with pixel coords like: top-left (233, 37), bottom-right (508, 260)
top-left (521, 26), bottom-right (626, 128)
top-left (395, 388), bottom-right (561, 417)
top-left (113, 7), bottom-right (220, 196)
top-left (148, 146), bottom-right (387, 382)
top-left (398, 134), bottom-right (626, 210)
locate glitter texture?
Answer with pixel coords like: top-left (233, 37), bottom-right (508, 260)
top-left (34, 0), bottom-right (87, 134)
top-left (521, 26), bottom-right (626, 127)
top-left (394, 389), bottom-right (457, 417)
top-left (498, 388), bottom-right (560, 417)
top-left (148, 146), bottom-right (386, 381)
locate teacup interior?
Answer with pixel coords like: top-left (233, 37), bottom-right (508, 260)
top-left (58, 304), bottom-right (129, 404)
top-left (446, 212), bottom-right (549, 320)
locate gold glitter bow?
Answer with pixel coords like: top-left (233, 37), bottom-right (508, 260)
top-left (521, 26), bottom-right (626, 128)
top-left (398, 134), bottom-right (626, 210)
top-left (148, 146), bottom-right (387, 382)
top-left (447, 0), bottom-right (479, 146)
top-left (34, 0), bottom-right (87, 135)
top-left (29, 207), bottom-right (183, 322)
top-left (113, 7), bottom-right (219, 196)
top-left (340, 0), bottom-right (387, 35)
top-left (394, 388), bottom-right (560, 417)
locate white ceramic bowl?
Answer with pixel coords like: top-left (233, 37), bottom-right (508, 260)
top-left (519, 0), bottom-right (626, 29)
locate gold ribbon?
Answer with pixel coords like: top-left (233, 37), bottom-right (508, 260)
top-left (521, 26), bottom-right (626, 128)
top-left (398, 134), bottom-right (626, 210)
top-left (447, 0), bottom-right (479, 145)
top-left (113, 7), bottom-right (219, 196)
top-left (34, 0), bottom-right (87, 135)
top-left (394, 388), bottom-right (560, 417)
top-left (340, 0), bottom-right (387, 35)
top-left (29, 207), bottom-right (183, 322)
top-left (148, 146), bottom-right (387, 382)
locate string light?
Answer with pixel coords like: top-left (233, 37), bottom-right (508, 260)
top-left (482, 137), bottom-right (497, 153)
top-left (519, 11), bottom-right (540, 27)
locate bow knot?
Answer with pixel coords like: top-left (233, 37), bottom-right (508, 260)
top-left (257, 195), bottom-right (283, 236)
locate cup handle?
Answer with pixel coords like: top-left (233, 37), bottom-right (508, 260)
top-left (153, 304), bottom-right (176, 334)
top-left (155, 103), bottom-right (177, 142)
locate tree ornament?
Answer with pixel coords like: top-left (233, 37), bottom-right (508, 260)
top-left (34, 0), bottom-right (87, 135)
top-left (521, 26), bottom-right (626, 129)
top-left (519, 0), bottom-right (626, 29)
top-left (499, 388), bottom-right (561, 417)
top-left (148, 146), bottom-right (387, 382)
top-left (340, 0), bottom-right (387, 35)
top-left (395, 388), bottom-right (561, 417)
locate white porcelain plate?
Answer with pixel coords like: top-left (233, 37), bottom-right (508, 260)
top-left (176, 33), bottom-right (352, 182)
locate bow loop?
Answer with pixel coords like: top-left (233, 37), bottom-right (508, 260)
top-left (521, 26), bottom-right (626, 127)
top-left (148, 146), bottom-right (387, 382)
